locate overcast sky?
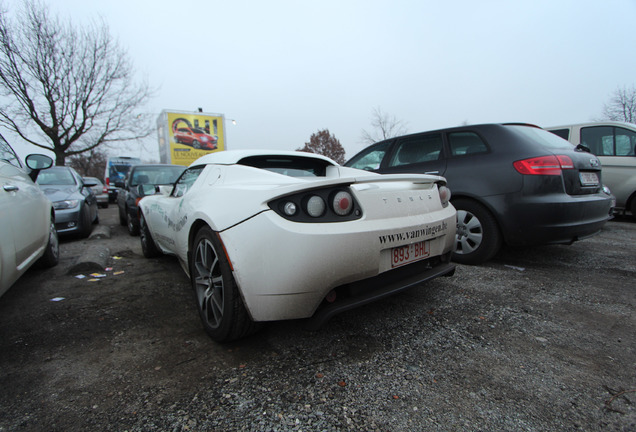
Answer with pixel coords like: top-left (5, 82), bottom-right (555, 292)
top-left (5, 0), bottom-right (636, 161)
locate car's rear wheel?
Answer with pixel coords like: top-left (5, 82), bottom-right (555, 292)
top-left (38, 219), bottom-right (59, 268)
top-left (139, 212), bottom-right (160, 258)
top-left (127, 211), bottom-right (140, 236)
top-left (190, 226), bottom-right (259, 342)
top-left (452, 198), bottom-right (502, 265)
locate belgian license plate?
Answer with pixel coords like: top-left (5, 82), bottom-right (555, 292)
top-left (579, 172), bottom-right (599, 186)
top-left (391, 241), bottom-right (430, 268)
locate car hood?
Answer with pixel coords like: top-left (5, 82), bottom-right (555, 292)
top-left (39, 185), bottom-right (81, 202)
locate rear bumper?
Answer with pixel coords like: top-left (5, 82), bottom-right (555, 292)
top-left (486, 192), bottom-right (613, 246)
top-left (220, 206), bottom-right (456, 322)
top-left (304, 252), bottom-right (455, 330)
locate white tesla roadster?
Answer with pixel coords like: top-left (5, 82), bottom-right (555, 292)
top-left (138, 150), bottom-right (456, 341)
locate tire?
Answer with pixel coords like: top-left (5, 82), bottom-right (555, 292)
top-left (190, 226), bottom-right (260, 342)
top-left (630, 197), bottom-right (636, 220)
top-left (139, 212), bottom-right (160, 258)
top-left (38, 219), bottom-right (59, 268)
top-left (127, 211), bottom-right (140, 236)
top-left (119, 204), bottom-right (126, 226)
top-left (452, 198), bottom-right (502, 265)
top-left (80, 207), bottom-right (93, 238)
top-left (192, 140), bottom-right (201, 149)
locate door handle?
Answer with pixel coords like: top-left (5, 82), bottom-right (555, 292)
top-left (3, 184), bottom-right (19, 192)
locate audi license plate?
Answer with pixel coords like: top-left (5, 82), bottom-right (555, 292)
top-left (579, 172), bottom-right (599, 186)
top-left (391, 240), bottom-right (431, 268)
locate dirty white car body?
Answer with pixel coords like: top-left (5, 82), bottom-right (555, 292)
top-left (138, 150), bottom-right (456, 341)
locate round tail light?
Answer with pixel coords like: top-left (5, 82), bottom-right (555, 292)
top-left (332, 191), bottom-right (353, 216)
top-left (438, 185), bottom-right (451, 207)
top-left (305, 195), bottom-right (326, 217)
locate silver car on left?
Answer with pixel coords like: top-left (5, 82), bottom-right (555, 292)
top-left (0, 134), bottom-right (58, 297)
top-left (36, 166), bottom-right (99, 237)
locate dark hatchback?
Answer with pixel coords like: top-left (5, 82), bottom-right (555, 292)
top-left (116, 164), bottom-right (186, 235)
top-left (345, 123), bottom-right (614, 264)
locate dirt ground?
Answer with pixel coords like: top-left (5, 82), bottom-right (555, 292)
top-left (0, 206), bottom-right (634, 431)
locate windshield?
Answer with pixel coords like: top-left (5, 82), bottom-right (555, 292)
top-left (37, 168), bottom-right (77, 185)
top-left (130, 166), bottom-right (186, 186)
top-left (0, 135), bottom-right (22, 169)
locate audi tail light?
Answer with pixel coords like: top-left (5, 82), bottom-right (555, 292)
top-left (513, 155), bottom-right (574, 176)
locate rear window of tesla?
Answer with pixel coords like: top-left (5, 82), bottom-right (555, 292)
top-left (238, 156), bottom-right (331, 177)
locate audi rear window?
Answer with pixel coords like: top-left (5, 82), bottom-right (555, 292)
top-left (507, 125), bottom-right (575, 150)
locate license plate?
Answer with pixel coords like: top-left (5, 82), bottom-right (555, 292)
top-left (579, 172), bottom-right (599, 186)
top-left (391, 240), bottom-right (431, 268)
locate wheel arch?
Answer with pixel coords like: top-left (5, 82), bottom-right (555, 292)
top-left (187, 219), bottom-right (213, 267)
top-left (450, 193), bottom-right (506, 243)
top-left (626, 190), bottom-right (636, 216)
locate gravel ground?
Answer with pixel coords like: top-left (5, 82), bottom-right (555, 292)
top-left (0, 207), bottom-right (634, 431)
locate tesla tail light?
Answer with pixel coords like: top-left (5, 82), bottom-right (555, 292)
top-left (332, 191), bottom-right (353, 216)
top-left (269, 187), bottom-right (362, 222)
top-left (513, 155), bottom-right (574, 176)
top-left (438, 184), bottom-right (451, 208)
top-left (305, 195), bottom-right (326, 217)
top-left (283, 202), bottom-right (297, 216)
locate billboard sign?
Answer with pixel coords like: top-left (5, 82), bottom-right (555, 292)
top-left (157, 110), bottom-right (226, 166)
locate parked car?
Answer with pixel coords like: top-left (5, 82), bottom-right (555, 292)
top-left (137, 150), bottom-right (456, 341)
top-left (104, 156), bottom-right (141, 203)
top-left (346, 123), bottom-right (615, 265)
top-left (0, 134), bottom-right (58, 296)
top-left (36, 166), bottom-right (99, 237)
top-left (116, 164), bottom-right (186, 236)
top-left (83, 176), bottom-right (109, 208)
top-left (546, 121), bottom-right (635, 219)
top-left (174, 126), bottom-right (218, 150)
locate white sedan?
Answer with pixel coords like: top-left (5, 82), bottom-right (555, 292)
top-left (138, 150), bottom-right (456, 341)
top-left (0, 135), bottom-right (58, 296)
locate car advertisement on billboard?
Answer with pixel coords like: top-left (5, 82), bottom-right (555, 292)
top-left (157, 110), bottom-right (226, 166)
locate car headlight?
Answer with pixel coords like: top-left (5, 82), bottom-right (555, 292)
top-left (53, 199), bottom-right (80, 210)
top-left (201, 136), bottom-right (209, 142)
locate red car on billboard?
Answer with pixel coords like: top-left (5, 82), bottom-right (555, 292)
top-left (174, 126), bottom-right (218, 150)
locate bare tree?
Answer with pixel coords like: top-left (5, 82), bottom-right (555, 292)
top-left (602, 85), bottom-right (636, 123)
top-left (297, 129), bottom-right (346, 164)
top-left (67, 149), bottom-right (107, 178)
top-left (360, 107), bottom-right (408, 144)
top-left (0, 0), bottom-right (154, 165)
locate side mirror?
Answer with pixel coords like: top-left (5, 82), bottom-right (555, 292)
top-left (114, 181), bottom-right (125, 188)
top-left (83, 180), bottom-right (98, 188)
top-left (25, 154), bottom-right (53, 181)
top-left (157, 185), bottom-right (174, 196)
top-left (137, 183), bottom-right (158, 197)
